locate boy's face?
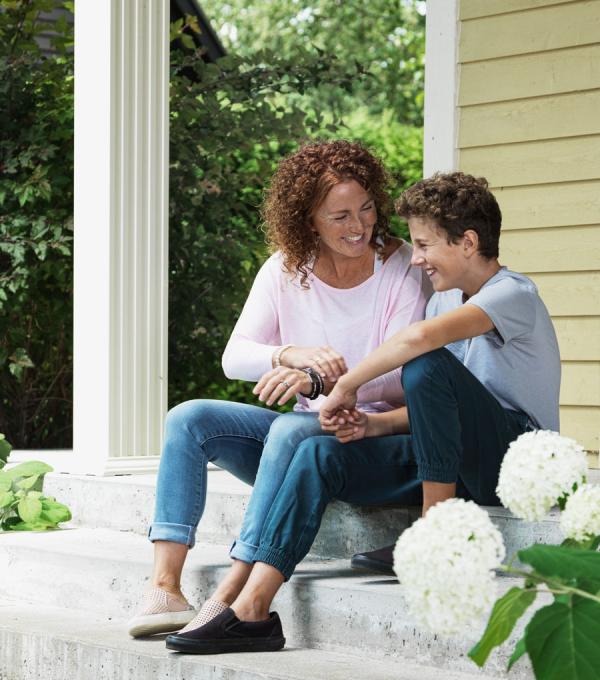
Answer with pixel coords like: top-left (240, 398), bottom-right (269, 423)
top-left (408, 216), bottom-right (467, 292)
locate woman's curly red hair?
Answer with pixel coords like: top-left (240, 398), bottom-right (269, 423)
top-left (262, 140), bottom-right (392, 286)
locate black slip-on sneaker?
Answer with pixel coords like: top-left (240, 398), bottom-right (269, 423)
top-left (165, 607), bottom-right (285, 654)
top-left (350, 544), bottom-right (396, 576)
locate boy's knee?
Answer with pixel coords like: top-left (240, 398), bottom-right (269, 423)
top-left (292, 437), bottom-right (345, 492)
top-left (402, 348), bottom-right (451, 393)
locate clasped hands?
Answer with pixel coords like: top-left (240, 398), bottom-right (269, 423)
top-left (252, 344), bottom-right (366, 443)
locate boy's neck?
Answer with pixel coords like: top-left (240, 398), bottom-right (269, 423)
top-left (460, 258), bottom-right (502, 300)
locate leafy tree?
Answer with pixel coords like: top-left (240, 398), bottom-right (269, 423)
top-left (0, 0), bottom-right (73, 447)
top-left (205, 0), bottom-right (426, 125)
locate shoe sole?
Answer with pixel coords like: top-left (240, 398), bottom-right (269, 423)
top-left (128, 610), bottom-right (196, 637)
top-left (350, 555), bottom-right (396, 577)
top-left (165, 634), bottom-right (286, 654)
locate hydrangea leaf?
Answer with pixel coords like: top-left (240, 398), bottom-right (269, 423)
top-left (17, 495), bottom-right (42, 523)
top-left (469, 587), bottom-right (536, 666)
top-left (525, 597), bottom-right (600, 680)
top-left (519, 544), bottom-right (600, 593)
top-left (507, 636), bottom-right (526, 671)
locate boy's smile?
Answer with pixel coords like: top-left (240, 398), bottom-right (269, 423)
top-left (408, 216), bottom-right (467, 292)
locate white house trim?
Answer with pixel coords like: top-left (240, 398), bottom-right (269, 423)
top-left (423, 0), bottom-right (459, 176)
top-left (72, 0), bottom-right (169, 476)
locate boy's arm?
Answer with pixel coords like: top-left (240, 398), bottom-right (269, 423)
top-left (323, 406), bottom-right (409, 444)
top-left (320, 304), bottom-right (494, 419)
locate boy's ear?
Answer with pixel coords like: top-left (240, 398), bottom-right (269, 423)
top-left (462, 229), bottom-right (479, 257)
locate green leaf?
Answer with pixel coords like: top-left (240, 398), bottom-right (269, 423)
top-left (562, 536), bottom-right (600, 552)
top-left (469, 587), bottom-right (537, 666)
top-left (17, 495), bottom-right (42, 523)
top-left (40, 498), bottom-right (71, 525)
top-left (0, 434), bottom-right (11, 467)
top-left (0, 471), bottom-right (12, 492)
top-left (6, 461), bottom-right (53, 481)
top-left (0, 490), bottom-right (15, 508)
top-left (519, 544), bottom-right (600, 593)
top-left (526, 597), bottom-right (600, 680)
top-left (507, 636), bottom-right (526, 671)
top-left (16, 475), bottom-right (40, 490)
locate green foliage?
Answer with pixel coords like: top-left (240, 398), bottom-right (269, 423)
top-left (0, 0), bottom-right (73, 447)
top-left (0, 433), bottom-right (72, 531)
top-left (207, 0), bottom-right (426, 125)
top-left (470, 543), bottom-right (600, 679)
top-left (468, 586), bottom-right (537, 667)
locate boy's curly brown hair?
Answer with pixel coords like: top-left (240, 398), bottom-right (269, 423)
top-left (395, 172), bottom-right (502, 259)
top-left (262, 140), bottom-right (393, 286)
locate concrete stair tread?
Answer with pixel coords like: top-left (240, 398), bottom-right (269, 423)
top-left (1, 526), bottom-right (534, 678)
top-left (0, 601), bottom-right (500, 680)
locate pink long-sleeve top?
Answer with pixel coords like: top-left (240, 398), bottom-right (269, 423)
top-left (222, 242), bottom-right (432, 413)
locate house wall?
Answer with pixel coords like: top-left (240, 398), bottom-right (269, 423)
top-left (457, 0), bottom-right (600, 462)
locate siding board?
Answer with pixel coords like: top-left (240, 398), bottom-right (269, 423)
top-left (499, 225), bottom-right (600, 272)
top-left (461, 0), bottom-right (580, 20)
top-left (459, 1), bottom-right (600, 62)
top-left (561, 362), bottom-right (600, 406)
top-left (529, 272), bottom-right (600, 316)
top-left (560, 405), bottom-right (600, 450)
top-left (459, 90), bottom-right (600, 148)
top-left (459, 45), bottom-right (600, 106)
top-left (554, 318), bottom-right (600, 361)
top-left (495, 181), bottom-right (600, 230)
top-left (459, 136), bottom-right (600, 187)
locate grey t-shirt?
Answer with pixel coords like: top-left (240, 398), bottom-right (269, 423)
top-left (426, 267), bottom-right (560, 431)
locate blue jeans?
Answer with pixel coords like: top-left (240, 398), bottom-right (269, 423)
top-left (149, 400), bottom-right (324, 549)
top-left (251, 349), bottom-right (531, 579)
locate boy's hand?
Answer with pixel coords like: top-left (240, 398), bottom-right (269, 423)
top-left (319, 380), bottom-right (358, 423)
top-left (333, 409), bottom-right (369, 443)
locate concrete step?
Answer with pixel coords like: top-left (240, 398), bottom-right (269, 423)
top-left (0, 603), bottom-right (501, 680)
top-left (43, 467), bottom-right (592, 559)
top-left (43, 468), bottom-right (421, 559)
top-left (0, 527), bottom-right (537, 678)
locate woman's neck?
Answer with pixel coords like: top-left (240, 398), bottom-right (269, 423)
top-left (313, 247), bottom-right (376, 289)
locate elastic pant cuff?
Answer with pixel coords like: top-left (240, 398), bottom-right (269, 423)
top-left (252, 545), bottom-right (296, 581)
top-left (417, 466), bottom-right (458, 484)
top-left (229, 538), bottom-right (257, 564)
top-left (148, 522), bottom-right (195, 548)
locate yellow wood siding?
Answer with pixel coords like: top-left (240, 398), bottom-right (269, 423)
top-left (458, 0), bottom-right (600, 455)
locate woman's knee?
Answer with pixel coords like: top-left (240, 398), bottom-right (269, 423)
top-left (263, 414), bottom-right (320, 456)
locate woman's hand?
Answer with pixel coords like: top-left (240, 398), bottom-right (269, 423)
top-left (321, 408), bottom-right (369, 444)
top-left (277, 345), bottom-right (348, 382)
top-left (253, 366), bottom-right (312, 407)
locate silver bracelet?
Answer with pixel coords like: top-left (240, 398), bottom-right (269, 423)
top-left (273, 344), bottom-right (293, 368)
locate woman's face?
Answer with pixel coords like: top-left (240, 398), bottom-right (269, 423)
top-left (311, 179), bottom-right (377, 261)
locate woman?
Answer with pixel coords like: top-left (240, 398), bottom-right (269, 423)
top-left (128, 139), bottom-right (430, 638)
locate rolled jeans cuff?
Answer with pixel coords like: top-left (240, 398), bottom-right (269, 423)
top-left (417, 465), bottom-right (458, 484)
top-left (148, 522), bottom-right (195, 548)
top-left (252, 545), bottom-right (296, 581)
top-left (229, 538), bottom-right (258, 564)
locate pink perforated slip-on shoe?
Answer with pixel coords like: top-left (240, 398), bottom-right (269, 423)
top-left (127, 587), bottom-right (196, 637)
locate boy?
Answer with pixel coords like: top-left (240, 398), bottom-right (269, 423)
top-left (319, 171), bottom-right (561, 574)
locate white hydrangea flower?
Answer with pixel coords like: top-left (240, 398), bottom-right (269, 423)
top-left (496, 430), bottom-right (587, 521)
top-left (393, 498), bottom-right (505, 636)
top-left (560, 484), bottom-right (600, 542)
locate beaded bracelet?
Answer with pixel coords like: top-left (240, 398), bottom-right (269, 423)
top-left (273, 344), bottom-right (293, 368)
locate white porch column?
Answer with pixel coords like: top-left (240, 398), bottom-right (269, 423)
top-left (72, 0), bottom-right (169, 475)
top-left (423, 0), bottom-right (459, 176)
